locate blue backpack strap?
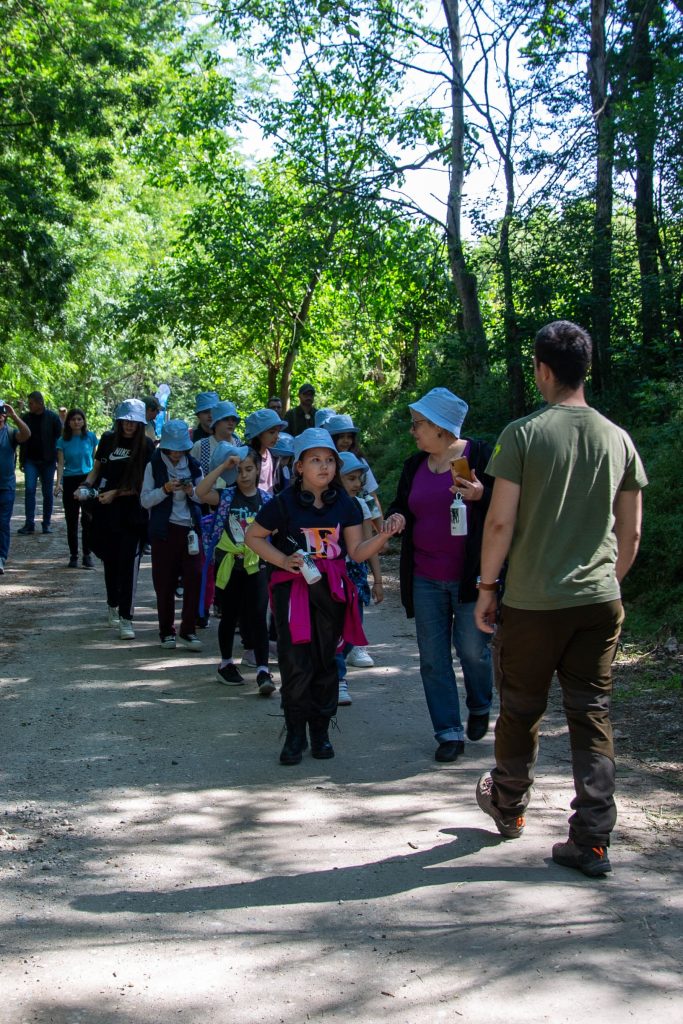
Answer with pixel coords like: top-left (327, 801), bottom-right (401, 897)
top-left (199, 486), bottom-right (235, 616)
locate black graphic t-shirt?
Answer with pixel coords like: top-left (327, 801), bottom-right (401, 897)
top-left (256, 486), bottom-right (363, 560)
top-left (227, 490), bottom-right (262, 544)
top-left (95, 433), bottom-right (154, 491)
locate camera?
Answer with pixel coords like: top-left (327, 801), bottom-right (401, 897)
top-left (178, 478), bottom-right (192, 486)
top-left (0, 404), bottom-right (7, 416)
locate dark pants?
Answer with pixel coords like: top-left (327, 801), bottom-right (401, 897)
top-left (151, 523), bottom-right (202, 638)
top-left (271, 579), bottom-right (345, 724)
top-left (62, 475), bottom-right (90, 558)
top-left (102, 529), bottom-right (143, 621)
top-left (491, 599), bottom-right (625, 847)
top-left (23, 458), bottom-right (56, 528)
top-left (218, 565), bottom-right (269, 664)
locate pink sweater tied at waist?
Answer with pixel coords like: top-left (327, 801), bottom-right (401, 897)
top-left (269, 557), bottom-right (368, 647)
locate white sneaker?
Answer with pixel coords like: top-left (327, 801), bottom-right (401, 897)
top-left (242, 649), bottom-right (257, 667)
top-left (337, 680), bottom-right (352, 705)
top-left (107, 605), bottom-right (120, 627)
top-left (0, 557), bottom-right (5, 574)
top-left (119, 618), bottom-right (135, 640)
top-left (346, 646), bottom-right (374, 668)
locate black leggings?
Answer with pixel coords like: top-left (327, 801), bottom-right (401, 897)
top-left (62, 475), bottom-right (90, 558)
top-left (218, 566), bottom-right (269, 666)
top-left (271, 579), bottom-right (345, 724)
top-left (101, 529), bottom-right (143, 620)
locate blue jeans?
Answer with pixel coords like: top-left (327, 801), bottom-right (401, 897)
top-left (23, 459), bottom-right (56, 528)
top-left (413, 575), bottom-right (493, 742)
top-left (0, 486), bottom-right (16, 559)
top-left (335, 605), bottom-right (364, 681)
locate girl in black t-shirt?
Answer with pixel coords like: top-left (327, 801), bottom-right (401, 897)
top-left (246, 428), bottom-right (400, 765)
top-left (77, 399), bottom-right (153, 640)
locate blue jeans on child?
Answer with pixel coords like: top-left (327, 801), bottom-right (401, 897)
top-left (412, 574), bottom-right (492, 743)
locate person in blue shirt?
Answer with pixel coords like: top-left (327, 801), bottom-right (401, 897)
top-left (0, 401), bottom-right (31, 574)
top-left (55, 408), bottom-right (98, 568)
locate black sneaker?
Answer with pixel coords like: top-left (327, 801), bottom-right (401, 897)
top-left (67, 556), bottom-right (79, 568)
top-left (552, 840), bottom-right (612, 877)
top-left (82, 554), bottom-right (94, 569)
top-left (17, 524), bottom-right (35, 535)
top-left (476, 772), bottom-right (525, 839)
top-left (435, 740), bottom-right (465, 762)
top-left (196, 614), bottom-right (210, 629)
top-left (178, 632), bottom-right (202, 651)
top-left (256, 670), bottom-right (276, 697)
top-left (216, 663), bottom-right (244, 685)
top-left (467, 712), bottom-right (490, 741)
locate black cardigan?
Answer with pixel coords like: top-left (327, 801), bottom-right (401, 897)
top-left (386, 440), bottom-right (494, 618)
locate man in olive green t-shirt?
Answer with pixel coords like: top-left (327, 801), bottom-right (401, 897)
top-left (473, 321), bottom-right (647, 878)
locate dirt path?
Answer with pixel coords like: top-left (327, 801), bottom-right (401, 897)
top-left (1, 501), bottom-right (681, 1024)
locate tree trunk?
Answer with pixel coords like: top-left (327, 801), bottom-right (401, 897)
top-left (399, 322), bottom-right (420, 390)
top-left (588, 0), bottom-right (614, 392)
top-left (628, 1), bottom-right (664, 364)
top-left (441, 0), bottom-right (488, 383)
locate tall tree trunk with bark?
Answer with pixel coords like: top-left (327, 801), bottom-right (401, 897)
top-left (442, 0), bottom-right (488, 384)
top-left (588, 0), bottom-right (614, 392)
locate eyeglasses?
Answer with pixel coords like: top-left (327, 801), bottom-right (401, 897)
top-left (409, 418), bottom-right (430, 431)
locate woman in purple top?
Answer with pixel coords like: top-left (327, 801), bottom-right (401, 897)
top-left (386, 388), bottom-right (494, 762)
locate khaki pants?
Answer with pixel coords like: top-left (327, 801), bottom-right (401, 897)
top-left (491, 599), bottom-right (624, 847)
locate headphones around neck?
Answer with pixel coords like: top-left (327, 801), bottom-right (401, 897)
top-left (295, 484), bottom-right (339, 507)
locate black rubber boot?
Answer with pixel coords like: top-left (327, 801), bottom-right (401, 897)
top-left (309, 718), bottom-right (335, 760)
top-left (279, 717), bottom-right (308, 765)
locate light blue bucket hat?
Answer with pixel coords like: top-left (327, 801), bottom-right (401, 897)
top-left (159, 419), bottom-right (193, 451)
top-left (243, 408), bottom-right (287, 440)
top-left (210, 400), bottom-right (241, 429)
top-left (195, 391), bottom-right (220, 414)
top-left (409, 388), bottom-right (468, 437)
top-left (327, 413), bottom-right (359, 436)
top-left (314, 407), bottom-right (336, 428)
top-left (115, 399), bottom-right (147, 424)
top-left (271, 431), bottom-right (294, 458)
top-left (293, 428), bottom-right (337, 462)
top-left (209, 442), bottom-right (251, 486)
top-left (338, 451), bottom-right (367, 476)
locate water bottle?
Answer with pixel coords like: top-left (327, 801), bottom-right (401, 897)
top-left (295, 549), bottom-right (322, 584)
top-left (77, 486), bottom-right (99, 500)
top-left (229, 514), bottom-right (245, 544)
top-left (187, 529), bottom-right (199, 555)
top-left (450, 493), bottom-right (467, 536)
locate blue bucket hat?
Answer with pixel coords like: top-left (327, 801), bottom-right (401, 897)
top-left (209, 442), bottom-right (251, 486)
top-left (314, 407), bottom-right (336, 428)
top-left (327, 413), bottom-right (359, 436)
top-left (115, 399), bottom-right (146, 424)
top-left (210, 400), bottom-right (241, 429)
top-left (270, 431), bottom-right (294, 458)
top-left (243, 408), bottom-right (287, 441)
top-left (338, 451), bottom-right (368, 476)
top-left (293, 428), bottom-right (337, 462)
top-left (195, 391), bottom-right (220, 414)
top-left (409, 388), bottom-right (468, 437)
top-left (159, 419), bottom-right (193, 451)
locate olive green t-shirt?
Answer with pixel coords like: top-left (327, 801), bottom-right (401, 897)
top-left (487, 404), bottom-right (648, 610)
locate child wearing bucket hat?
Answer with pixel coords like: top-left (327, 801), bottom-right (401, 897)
top-left (191, 399), bottom-right (242, 478)
top-left (385, 387), bottom-right (495, 763)
top-left (140, 420), bottom-right (205, 651)
top-left (271, 431), bottom-right (294, 494)
top-left (76, 398), bottom-right (155, 641)
top-left (327, 413), bottom-right (383, 531)
top-left (192, 391), bottom-right (220, 443)
top-left (244, 408), bottom-right (287, 496)
top-left (335, 452), bottom-right (385, 704)
top-left (246, 428), bottom-right (402, 764)
top-left (195, 443), bottom-right (276, 694)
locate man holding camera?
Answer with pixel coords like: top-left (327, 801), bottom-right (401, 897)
top-left (0, 401), bottom-right (31, 572)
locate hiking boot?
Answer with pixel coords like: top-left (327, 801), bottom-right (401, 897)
top-left (337, 680), bottom-right (352, 706)
top-left (467, 712), bottom-right (490, 741)
top-left (256, 670), bottom-right (276, 697)
top-left (476, 772), bottom-right (525, 839)
top-left (435, 740), bottom-right (464, 762)
top-left (119, 618), bottom-right (135, 640)
top-left (280, 720), bottom-right (308, 765)
top-left (309, 720), bottom-right (334, 760)
top-left (216, 663), bottom-right (244, 685)
top-left (82, 554), bottom-right (94, 569)
top-left (178, 632), bottom-right (202, 651)
top-left (107, 605), bottom-right (120, 627)
top-left (552, 840), bottom-right (612, 877)
top-left (67, 556), bottom-right (79, 569)
top-left (17, 524), bottom-right (35, 535)
top-left (160, 635), bottom-right (176, 649)
top-left (346, 646), bottom-right (374, 668)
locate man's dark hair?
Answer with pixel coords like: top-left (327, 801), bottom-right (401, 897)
top-left (534, 321), bottom-right (592, 391)
top-left (144, 395), bottom-right (161, 412)
top-left (28, 391), bottom-right (44, 403)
